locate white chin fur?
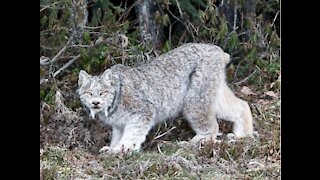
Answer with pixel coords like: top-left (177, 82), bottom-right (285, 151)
top-left (90, 110), bottom-right (98, 119)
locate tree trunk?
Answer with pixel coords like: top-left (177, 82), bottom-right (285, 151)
top-left (135, 0), bottom-right (163, 52)
top-left (70, 0), bottom-right (88, 44)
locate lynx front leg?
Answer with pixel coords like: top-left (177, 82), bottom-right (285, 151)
top-left (110, 126), bottom-right (123, 148)
top-left (99, 126), bottom-right (123, 153)
top-left (110, 115), bottom-right (153, 153)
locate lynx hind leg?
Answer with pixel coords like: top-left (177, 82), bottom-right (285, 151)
top-left (215, 82), bottom-right (253, 138)
top-left (183, 95), bottom-right (219, 145)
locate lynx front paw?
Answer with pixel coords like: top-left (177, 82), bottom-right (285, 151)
top-left (227, 133), bottom-right (237, 143)
top-left (109, 144), bottom-right (140, 155)
top-left (99, 146), bottom-right (111, 154)
top-left (190, 134), bottom-right (216, 146)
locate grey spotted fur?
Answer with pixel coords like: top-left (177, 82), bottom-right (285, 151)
top-left (78, 43), bottom-right (253, 153)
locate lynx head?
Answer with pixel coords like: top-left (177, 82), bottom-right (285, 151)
top-left (77, 69), bottom-right (120, 119)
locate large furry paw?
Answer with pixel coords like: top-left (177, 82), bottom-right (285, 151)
top-left (227, 133), bottom-right (237, 143)
top-left (99, 143), bottom-right (141, 155)
top-left (109, 144), bottom-right (139, 155)
top-left (253, 131), bottom-right (259, 138)
top-left (99, 145), bottom-right (127, 154)
top-left (190, 134), bottom-right (216, 147)
top-left (99, 146), bottom-right (111, 154)
top-left (227, 131), bottom-right (258, 143)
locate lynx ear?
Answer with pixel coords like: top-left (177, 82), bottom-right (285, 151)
top-left (101, 69), bottom-right (119, 86)
top-left (101, 69), bottom-right (112, 79)
top-left (223, 52), bottom-right (231, 64)
top-left (78, 70), bottom-right (91, 87)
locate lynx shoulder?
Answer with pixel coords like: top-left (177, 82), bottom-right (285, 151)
top-left (78, 43), bottom-right (253, 154)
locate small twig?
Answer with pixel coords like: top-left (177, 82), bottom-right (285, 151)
top-left (271, 10), bottom-right (280, 27)
top-left (233, 2), bottom-right (238, 31)
top-left (168, 21), bottom-right (174, 48)
top-left (166, 6), bottom-right (190, 37)
top-left (263, 11), bottom-right (279, 45)
top-left (174, 0), bottom-right (197, 40)
top-left (102, 174), bottom-right (115, 179)
top-left (234, 69), bottom-right (257, 85)
top-left (53, 55), bottom-right (81, 78)
top-left (186, 19), bottom-right (198, 37)
top-left (237, 31), bottom-right (249, 37)
top-left (223, 27), bottom-right (238, 48)
top-left (83, 25), bottom-right (104, 29)
top-left (154, 126), bottom-right (176, 140)
top-left (175, 0), bottom-right (183, 19)
top-left (254, 104), bottom-right (267, 122)
top-left (117, 1), bottom-right (138, 22)
top-left (233, 58), bottom-right (243, 79)
top-left (225, 151), bottom-right (237, 164)
top-left (40, 44), bottom-right (59, 50)
top-left (169, 24), bottom-right (172, 46)
top-left (68, 44), bottom-right (92, 48)
top-left (157, 144), bottom-right (164, 155)
top-left (40, 2), bottom-right (62, 12)
top-left (167, 9), bottom-right (184, 26)
top-left (51, 33), bottom-right (75, 63)
top-left (40, 45), bottom-right (67, 66)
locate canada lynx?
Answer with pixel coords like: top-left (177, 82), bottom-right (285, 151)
top-left (78, 43), bottom-right (253, 154)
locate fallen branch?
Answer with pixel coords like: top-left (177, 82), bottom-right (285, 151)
top-left (234, 68), bottom-right (257, 85)
top-left (53, 54), bottom-right (81, 78)
top-left (40, 32), bottom-right (75, 66)
top-left (271, 10), bottom-right (280, 27)
top-left (154, 126), bottom-right (176, 140)
top-left (233, 2), bottom-right (238, 31)
top-left (40, 2), bottom-right (63, 12)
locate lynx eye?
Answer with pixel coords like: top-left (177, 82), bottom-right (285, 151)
top-left (85, 91), bottom-right (93, 96)
top-left (99, 91), bottom-right (107, 96)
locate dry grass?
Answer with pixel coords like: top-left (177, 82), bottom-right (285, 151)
top-left (40, 85), bottom-right (280, 179)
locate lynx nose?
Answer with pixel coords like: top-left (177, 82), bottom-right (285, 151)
top-left (92, 101), bottom-right (100, 105)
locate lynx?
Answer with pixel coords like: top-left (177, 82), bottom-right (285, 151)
top-left (78, 43), bottom-right (253, 154)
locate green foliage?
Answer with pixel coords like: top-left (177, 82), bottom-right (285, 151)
top-left (155, 11), bottom-right (170, 27)
top-left (82, 31), bottom-right (91, 44)
top-left (227, 31), bottom-right (240, 51)
top-left (163, 40), bottom-right (172, 53)
top-left (40, 0), bottom-right (72, 48)
top-left (41, 82), bottom-right (57, 105)
top-left (163, 0), bottom-right (280, 89)
top-left (257, 0), bottom-right (280, 16)
top-left (79, 44), bottom-right (108, 74)
top-left (170, 0), bottom-right (207, 20)
top-left (40, 0), bottom-right (280, 106)
top-left (215, 17), bottom-right (228, 43)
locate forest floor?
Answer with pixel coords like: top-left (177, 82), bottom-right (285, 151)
top-left (40, 82), bottom-right (280, 179)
